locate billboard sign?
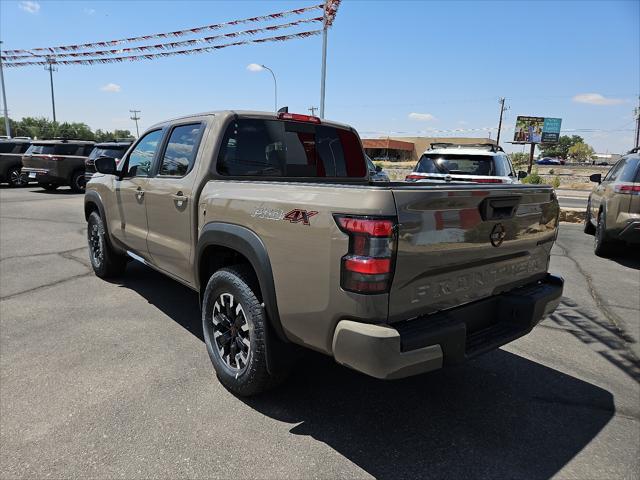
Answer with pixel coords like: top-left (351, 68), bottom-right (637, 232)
top-left (513, 116), bottom-right (562, 143)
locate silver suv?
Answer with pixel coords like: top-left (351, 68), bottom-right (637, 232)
top-left (406, 143), bottom-right (527, 184)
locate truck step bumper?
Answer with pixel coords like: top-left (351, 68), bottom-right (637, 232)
top-left (332, 274), bottom-right (563, 380)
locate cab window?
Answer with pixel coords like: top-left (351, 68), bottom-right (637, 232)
top-left (158, 124), bottom-right (203, 177)
top-left (127, 130), bottom-right (163, 177)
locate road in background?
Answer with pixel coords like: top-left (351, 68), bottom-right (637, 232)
top-left (1, 187), bottom-right (638, 479)
top-left (556, 188), bottom-right (590, 210)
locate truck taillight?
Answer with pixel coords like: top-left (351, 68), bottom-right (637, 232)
top-left (335, 215), bottom-right (397, 294)
top-left (278, 112), bottom-right (321, 124)
top-left (614, 184), bottom-right (640, 194)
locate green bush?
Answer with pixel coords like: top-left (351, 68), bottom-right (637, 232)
top-left (549, 168), bottom-right (555, 175)
top-left (522, 170), bottom-right (543, 184)
top-left (551, 176), bottom-right (561, 189)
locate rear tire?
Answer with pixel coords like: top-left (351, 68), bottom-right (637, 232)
top-left (202, 265), bottom-right (284, 396)
top-left (40, 183), bottom-right (58, 191)
top-left (70, 170), bottom-right (86, 193)
top-left (87, 211), bottom-right (127, 278)
top-left (594, 210), bottom-right (613, 257)
top-left (584, 201), bottom-right (596, 235)
top-left (7, 167), bottom-right (27, 188)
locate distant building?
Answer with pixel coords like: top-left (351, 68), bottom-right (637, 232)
top-left (593, 153), bottom-right (622, 164)
top-left (362, 136), bottom-right (496, 162)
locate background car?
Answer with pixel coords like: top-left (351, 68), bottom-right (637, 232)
top-left (85, 140), bottom-right (133, 181)
top-left (21, 139), bottom-right (95, 192)
top-left (536, 157), bottom-right (562, 165)
top-left (405, 143), bottom-right (526, 184)
top-left (0, 138), bottom-right (31, 187)
top-left (584, 148), bottom-right (640, 256)
top-left (366, 155), bottom-right (390, 182)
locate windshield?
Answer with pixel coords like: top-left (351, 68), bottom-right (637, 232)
top-left (89, 146), bottom-right (128, 161)
top-left (25, 144), bottom-right (56, 155)
top-left (416, 153), bottom-right (512, 176)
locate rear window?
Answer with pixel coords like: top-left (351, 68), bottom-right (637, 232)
top-left (217, 119), bottom-right (366, 178)
top-left (25, 144), bottom-right (89, 156)
top-left (416, 153), bottom-right (508, 176)
top-left (0, 142), bottom-right (29, 154)
top-left (88, 146), bottom-right (129, 161)
top-left (620, 158), bottom-right (640, 182)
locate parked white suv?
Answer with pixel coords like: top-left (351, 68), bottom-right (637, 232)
top-left (406, 143), bottom-right (527, 184)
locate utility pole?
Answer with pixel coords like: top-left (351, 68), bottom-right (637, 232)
top-left (129, 109), bottom-right (141, 137)
top-left (319, 2), bottom-right (329, 119)
top-left (634, 96), bottom-right (639, 149)
top-left (308, 106), bottom-right (318, 116)
top-left (45, 57), bottom-right (57, 123)
top-left (0, 41), bottom-right (11, 137)
top-left (496, 97), bottom-right (507, 146)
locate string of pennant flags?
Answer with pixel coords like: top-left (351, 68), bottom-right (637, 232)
top-left (1, 0), bottom-right (341, 68)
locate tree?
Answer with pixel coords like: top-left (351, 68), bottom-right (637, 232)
top-left (0, 117), bottom-right (133, 141)
top-left (509, 152), bottom-right (529, 169)
top-left (539, 135), bottom-right (584, 159)
top-left (567, 142), bottom-right (595, 162)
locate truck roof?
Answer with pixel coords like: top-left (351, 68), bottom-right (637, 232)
top-left (147, 110), bottom-right (354, 132)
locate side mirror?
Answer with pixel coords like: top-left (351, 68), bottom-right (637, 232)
top-left (94, 156), bottom-right (117, 175)
top-left (589, 173), bottom-right (602, 183)
top-left (375, 165), bottom-right (382, 173)
top-left (518, 171), bottom-right (528, 179)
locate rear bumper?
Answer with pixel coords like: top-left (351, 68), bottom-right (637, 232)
top-left (21, 167), bottom-right (63, 184)
top-left (617, 221), bottom-right (640, 243)
top-left (332, 274), bottom-right (563, 380)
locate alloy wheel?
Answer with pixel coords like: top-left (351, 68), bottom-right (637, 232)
top-left (88, 222), bottom-right (103, 267)
top-left (212, 293), bottom-right (251, 371)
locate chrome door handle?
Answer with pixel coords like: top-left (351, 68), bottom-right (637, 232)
top-left (171, 192), bottom-right (188, 207)
top-left (135, 189), bottom-right (145, 199)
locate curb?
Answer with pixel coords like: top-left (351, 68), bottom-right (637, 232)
top-left (560, 208), bottom-right (584, 224)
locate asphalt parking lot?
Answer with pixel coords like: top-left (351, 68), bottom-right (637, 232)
top-left (1, 185), bottom-right (639, 479)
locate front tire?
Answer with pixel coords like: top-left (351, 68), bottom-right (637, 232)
top-left (70, 170), bottom-right (86, 193)
top-left (202, 266), bottom-right (283, 396)
top-left (594, 210), bottom-right (613, 257)
top-left (87, 211), bottom-right (127, 278)
top-left (584, 201), bottom-right (596, 235)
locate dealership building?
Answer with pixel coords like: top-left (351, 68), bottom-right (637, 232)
top-left (361, 136), bottom-right (497, 162)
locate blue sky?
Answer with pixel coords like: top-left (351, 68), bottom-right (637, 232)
top-left (1, 0), bottom-right (638, 153)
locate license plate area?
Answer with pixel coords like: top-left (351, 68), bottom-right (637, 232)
top-left (28, 172), bottom-right (37, 178)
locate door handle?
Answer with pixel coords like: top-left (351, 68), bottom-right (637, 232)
top-left (135, 188), bottom-right (144, 200)
top-left (171, 192), bottom-right (188, 207)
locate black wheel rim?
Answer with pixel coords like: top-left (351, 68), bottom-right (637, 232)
top-left (211, 293), bottom-right (251, 372)
top-left (88, 222), bottom-right (103, 267)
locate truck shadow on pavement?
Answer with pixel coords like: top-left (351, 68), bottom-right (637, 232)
top-left (118, 262), bottom-right (615, 480)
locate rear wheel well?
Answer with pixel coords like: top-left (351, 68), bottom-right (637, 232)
top-left (199, 246), bottom-right (261, 301)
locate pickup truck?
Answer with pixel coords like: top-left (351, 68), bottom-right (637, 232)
top-left (85, 110), bottom-right (563, 396)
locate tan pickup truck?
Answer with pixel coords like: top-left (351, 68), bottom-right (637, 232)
top-left (85, 110), bottom-right (563, 396)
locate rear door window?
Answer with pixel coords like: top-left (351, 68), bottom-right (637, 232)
top-left (158, 123), bottom-right (203, 177)
top-left (89, 146), bottom-right (129, 161)
top-left (217, 118), bottom-right (366, 178)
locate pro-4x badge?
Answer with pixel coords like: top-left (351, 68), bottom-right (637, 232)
top-left (284, 209), bottom-right (318, 226)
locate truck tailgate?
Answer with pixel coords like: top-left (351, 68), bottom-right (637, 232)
top-left (388, 185), bottom-right (559, 323)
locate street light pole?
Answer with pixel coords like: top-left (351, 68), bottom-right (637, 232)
top-left (45, 57), bottom-right (57, 123)
top-left (260, 65), bottom-right (277, 112)
top-left (0, 41), bottom-right (12, 137)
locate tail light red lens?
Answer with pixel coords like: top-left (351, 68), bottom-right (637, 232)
top-left (614, 184), bottom-right (640, 194)
top-left (473, 178), bottom-right (504, 183)
top-left (335, 214), bottom-right (397, 294)
top-left (405, 174), bottom-right (424, 181)
top-left (278, 112), bottom-right (321, 124)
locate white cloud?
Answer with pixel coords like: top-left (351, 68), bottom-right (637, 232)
top-left (408, 112), bottom-right (436, 121)
top-left (19, 1), bottom-right (40, 14)
top-left (100, 83), bottom-right (121, 93)
top-left (84, 8), bottom-right (96, 15)
top-left (572, 93), bottom-right (625, 106)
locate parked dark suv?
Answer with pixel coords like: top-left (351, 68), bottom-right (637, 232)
top-left (21, 140), bottom-right (95, 192)
top-left (85, 140), bottom-right (133, 181)
top-left (0, 138), bottom-right (31, 187)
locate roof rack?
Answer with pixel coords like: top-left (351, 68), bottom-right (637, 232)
top-left (429, 142), bottom-right (504, 153)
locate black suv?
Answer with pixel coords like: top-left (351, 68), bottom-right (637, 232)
top-left (85, 140), bottom-right (133, 181)
top-left (0, 138), bottom-right (31, 187)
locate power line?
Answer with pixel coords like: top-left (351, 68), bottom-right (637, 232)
top-left (129, 109), bottom-right (141, 137)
